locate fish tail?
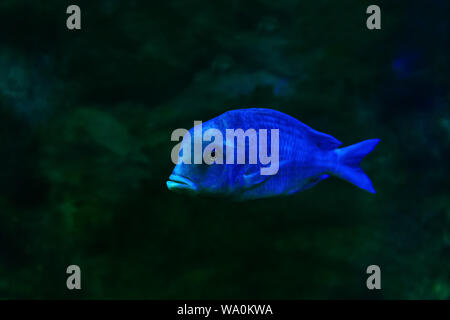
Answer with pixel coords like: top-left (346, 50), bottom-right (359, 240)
top-left (333, 139), bottom-right (380, 194)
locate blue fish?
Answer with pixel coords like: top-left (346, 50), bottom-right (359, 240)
top-left (167, 108), bottom-right (380, 201)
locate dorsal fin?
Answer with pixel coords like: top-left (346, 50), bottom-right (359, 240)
top-left (307, 128), bottom-right (342, 150)
top-left (222, 108), bottom-right (342, 149)
top-left (243, 108), bottom-right (342, 149)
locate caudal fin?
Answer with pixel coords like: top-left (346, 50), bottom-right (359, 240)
top-left (334, 139), bottom-right (380, 194)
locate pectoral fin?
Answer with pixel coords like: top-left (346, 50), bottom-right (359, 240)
top-left (243, 171), bottom-right (268, 187)
top-left (239, 166), bottom-right (271, 190)
top-left (240, 160), bottom-right (291, 190)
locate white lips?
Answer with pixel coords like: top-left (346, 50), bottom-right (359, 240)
top-left (166, 174), bottom-right (197, 192)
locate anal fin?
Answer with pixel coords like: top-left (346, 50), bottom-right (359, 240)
top-left (302, 174), bottom-right (330, 191)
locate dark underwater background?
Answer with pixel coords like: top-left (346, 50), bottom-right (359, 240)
top-left (0, 0), bottom-right (449, 299)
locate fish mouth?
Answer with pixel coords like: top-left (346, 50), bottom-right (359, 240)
top-left (166, 174), bottom-right (197, 193)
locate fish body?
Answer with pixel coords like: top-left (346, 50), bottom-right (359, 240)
top-left (167, 108), bottom-right (380, 201)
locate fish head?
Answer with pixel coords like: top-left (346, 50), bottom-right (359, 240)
top-left (167, 120), bottom-right (231, 197)
top-left (167, 162), bottom-right (230, 197)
